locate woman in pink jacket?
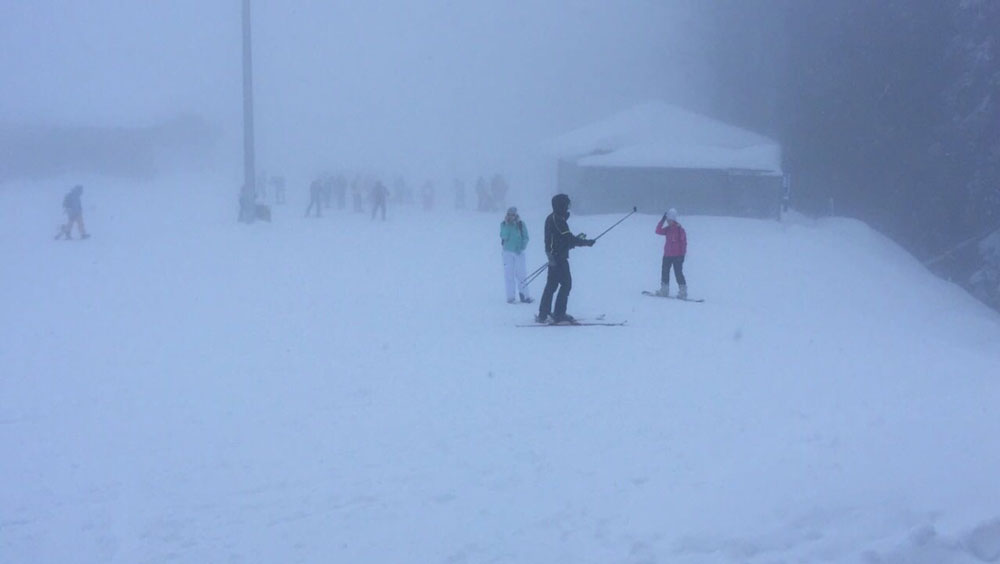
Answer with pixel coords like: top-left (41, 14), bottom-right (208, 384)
top-left (655, 208), bottom-right (687, 298)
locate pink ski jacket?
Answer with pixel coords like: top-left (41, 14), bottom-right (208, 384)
top-left (655, 218), bottom-right (687, 257)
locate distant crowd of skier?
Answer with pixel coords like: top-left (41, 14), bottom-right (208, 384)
top-left (251, 172), bottom-right (512, 221)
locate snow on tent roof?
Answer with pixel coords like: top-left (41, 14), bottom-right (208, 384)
top-left (546, 101), bottom-right (782, 173)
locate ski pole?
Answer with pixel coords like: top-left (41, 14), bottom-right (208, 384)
top-left (523, 206), bottom-right (638, 287)
top-left (590, 206), bottom-right (638, 242)
top-left (522, 262), bottom-right (549, 286)
top-left (525, 262), bottom-right (548, 280)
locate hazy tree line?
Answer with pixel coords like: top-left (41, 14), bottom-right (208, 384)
top-left (0, 115), bottom-right (216, 183)
top-left (700, 0), bottom-right (1000, 309)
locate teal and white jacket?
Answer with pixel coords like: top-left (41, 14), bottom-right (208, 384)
top-left (500, 220), bottom-right (529, 253)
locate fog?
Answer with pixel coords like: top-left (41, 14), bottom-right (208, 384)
top-left (1, 1), bottom-right (710, 179)
top-left (5, 4), bottom-right (1000, 561)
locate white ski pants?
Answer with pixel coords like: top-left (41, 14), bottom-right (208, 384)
top-left (502, 250), bottom-right (530, 301)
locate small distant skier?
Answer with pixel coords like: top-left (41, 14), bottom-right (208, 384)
top-left (500, 207), bottom-right (533, 304)
top-left (305, 178), bottom-right (323, 217)
top-left (536, 194), bottom-right (595, 323)
top-left (371, 180), bottom-right (389, 221)
top-left (421, 180), bottom-right (435, 211)
top-left (490, 173), bottom-right (508, 212)
top-left (655, 208), bottom-right (688, 298)
top-left (55, 185), bottom-right (89, 240)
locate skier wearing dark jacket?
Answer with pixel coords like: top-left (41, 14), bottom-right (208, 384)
top-left (55, 185), bottom-right (89, 240)
top-left (536, 194), bottom-right (595, 323)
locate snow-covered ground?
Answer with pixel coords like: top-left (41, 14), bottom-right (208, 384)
top-left (2, 177), bottom-right (999, 564)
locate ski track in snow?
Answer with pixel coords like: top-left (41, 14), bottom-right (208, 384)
top-left (1, 176), bottom-right (999, 563)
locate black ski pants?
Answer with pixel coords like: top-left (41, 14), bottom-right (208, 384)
top-left (306, 196), bottom-right (323, 217)
top-left (539, 259), bottom-right (572, 318)
top-left (662, 255), bottom-right (686, 286)
top-left (305, 193), bottom-right (322, 217)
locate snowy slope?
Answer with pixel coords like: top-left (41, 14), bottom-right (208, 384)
top-left (2, 177), bottom-right (999, 564)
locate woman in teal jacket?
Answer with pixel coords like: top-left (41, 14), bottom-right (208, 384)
top-left (500, 207), bottom-right (533, 303)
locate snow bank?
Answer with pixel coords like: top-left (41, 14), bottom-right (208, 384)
top-left (1, 178), bottom-right (997, 563)
top-left (546, 101), bottom-right (782, 173)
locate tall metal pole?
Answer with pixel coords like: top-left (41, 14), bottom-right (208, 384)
top-left (239, 0), bottom-right (257, 223)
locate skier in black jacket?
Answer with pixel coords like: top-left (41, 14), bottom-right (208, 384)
top-left (536, 193), bottom-right (595, 323)
top-left (55, 185), bottom-right (89, 240)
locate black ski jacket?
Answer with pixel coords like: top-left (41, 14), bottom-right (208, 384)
top-left (544, 211), bottom-right (583, 261)
top-left (63, 192), bottom-right (82, 216)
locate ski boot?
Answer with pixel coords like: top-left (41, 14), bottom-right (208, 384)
top-left (656, 283), bottom-right (670, 297)
top-left (677, 285), bottom-right (687, 300)
top-left (519, 293), bottom-right (534, 304)
top-left (535, 313), bottom-right (551, 324)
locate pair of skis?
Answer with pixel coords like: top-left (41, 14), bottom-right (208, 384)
top-left (517, 313), bottom-right (626, 327)
top-left (517, 317), bottom-right (627, 328)
top-left (518, 291), bottom-right (704, 327)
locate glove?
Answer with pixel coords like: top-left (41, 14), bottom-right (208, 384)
top-left (584, 239), bottom-right (596, 247)
top-left (546, 253), bottom-right (556, 267)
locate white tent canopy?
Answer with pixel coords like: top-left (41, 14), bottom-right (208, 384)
top-left (547, 101), bottom-right (782, 174)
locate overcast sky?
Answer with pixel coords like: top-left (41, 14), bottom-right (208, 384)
top-left (0, 1), bottom-right (709, 177)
